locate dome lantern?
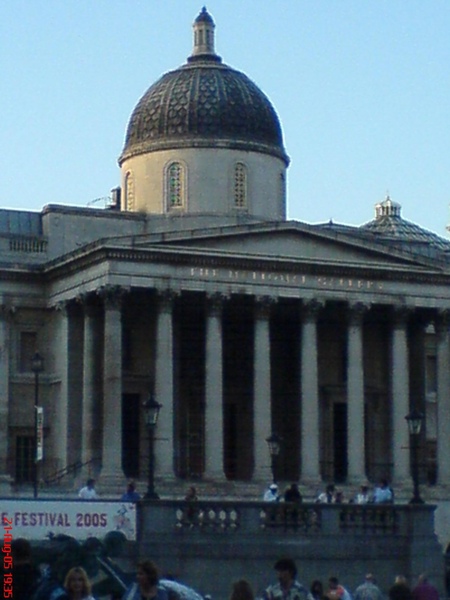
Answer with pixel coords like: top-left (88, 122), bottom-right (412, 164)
top-left (189, 7), bottom-right (221, 63)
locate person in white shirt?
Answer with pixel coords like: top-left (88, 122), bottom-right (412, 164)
top-left (78, 478), bottom-right (98, 499)
top-left (355, 485), bottom-right (370, 504)
top-left (263, 483), bottom-right (280, 502)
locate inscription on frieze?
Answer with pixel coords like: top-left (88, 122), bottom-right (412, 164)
top-left (190, 267), bottom-right (384, 291)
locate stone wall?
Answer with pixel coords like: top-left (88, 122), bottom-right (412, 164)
top-left (137, 501), bottom-right (445, 600)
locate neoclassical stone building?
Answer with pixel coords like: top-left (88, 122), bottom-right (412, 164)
top-left (1, 8), bottom-right (450, 499)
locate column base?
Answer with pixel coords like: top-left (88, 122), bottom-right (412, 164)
top-left (97, 471), bottom-right (127, 496)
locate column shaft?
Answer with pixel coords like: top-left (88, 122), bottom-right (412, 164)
top-left (204, 294), bottom-right (224, 479)
top-left (300, 302), bottom-right (321, 482)
top-left (101, 290), bottom-right (124, 479)
top-left (154, 291), bottom-right (175, 477)
top-left (347, 305), bottom-right (366, 482)
top-left (253, 297), bottom-right (272, 481)
top-left (436, 314), bottom-right (450, 484)
top-left (55, 303), bottom-right (70, 473)
top-left (82, 305), bottom-right (97, 465)
top-left (392, 312), bottom-right (410, 482)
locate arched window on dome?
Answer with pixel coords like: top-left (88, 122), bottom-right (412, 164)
top-left (234, 163), bottom-right (247, 209)
top-left (124, 171), bottom-right (134, 211)
top-left (166, 162), bottom-right (186, 210)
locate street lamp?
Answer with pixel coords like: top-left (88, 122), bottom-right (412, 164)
top-left (143, 393), bottom-right (162, 500)
top-left (31, 352), bottom-right (44, 499)
top-left (405, 410), bottom-right (425, 504)
top-left (266, 433), bottom-right (282, 483)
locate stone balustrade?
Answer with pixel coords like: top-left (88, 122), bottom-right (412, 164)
top-left (137, 501), bottom-right (444, 600)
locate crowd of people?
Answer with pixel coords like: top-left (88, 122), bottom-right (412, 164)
top-left (78, 476), bottom-right (393, 507)
top-left (11, 536), bottom-right (442, 600)
top-left (262, 480), bottom-right (394, 505)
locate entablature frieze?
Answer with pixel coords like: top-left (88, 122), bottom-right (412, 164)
top-left (46, 250), bottom-right (450, 312)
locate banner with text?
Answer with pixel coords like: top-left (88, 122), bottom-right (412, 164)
top-left (0, 500), bottom-right (136, 540)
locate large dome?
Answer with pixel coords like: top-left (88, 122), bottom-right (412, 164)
top-left (119, 9), bottom-right (288, 165)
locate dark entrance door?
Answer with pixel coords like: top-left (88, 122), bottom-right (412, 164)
top-left (122, 393), bottom-right (140, 478)
top-left (333, 402), bottom-right (348, 482)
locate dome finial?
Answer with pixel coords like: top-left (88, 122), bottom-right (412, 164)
top-left (189, 7), bottom-right (221, 62)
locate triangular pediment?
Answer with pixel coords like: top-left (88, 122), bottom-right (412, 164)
top-left (119, 221), bottom-right (445, 273)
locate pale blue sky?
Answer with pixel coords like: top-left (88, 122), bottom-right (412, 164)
top-left (2, 1), bottom-right (449, 236)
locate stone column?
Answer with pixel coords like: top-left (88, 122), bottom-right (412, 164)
top-left (100, 286), bottom-right (125, 482)
top-left (154, 290), bottom-right (176, 477)
top-left (253, 296), bottom-right (273, 481)
top-left (436, 311), bottom-right (450, 485)
top-left (300, 299), bottom-right (322, 483)
top-left (81, 302), bottom-right (97, 465)
top-left (204, 292), bottom-right (225, 480)
top-left (392, 308), bottom-right (411, 483)
top-left (0, 305), bottom-right (12, 490)
top-left (347, 302), bottom-right (367, 483)
top-left (54, 302), bottom-right (71, 473)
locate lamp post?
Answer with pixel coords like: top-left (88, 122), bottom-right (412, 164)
top-left (266, 433), bottom-right (282, 484)
top-left (31, 352), bottom-right (44, 499)
top-left (405, 410), bottom-right (425, 504)
top-left (143, 393), bottom-right (162, 500)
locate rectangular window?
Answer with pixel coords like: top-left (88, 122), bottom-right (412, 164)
top-left (15, 435), bottom-right (34, 483)
top-left (19, 331), bottom-right (37, 372)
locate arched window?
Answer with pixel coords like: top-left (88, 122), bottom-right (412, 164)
top-left (124, 171), bottom-right (134, 211)
top-left (167, 162), bottom-right (185, 209)
top-left (234, 163), bottom-right (247, 208)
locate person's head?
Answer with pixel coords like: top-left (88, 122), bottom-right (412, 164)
top-left (328, 577), bottom-right (339, 590)
top-left (417, 574), bottom-right (428, 585)
top-left (310, 580), bottom-right (323, 597)
top-left (269, 483), bottom-right (278, 494)
top-left (326, 484), bottom-right (335, 494)
top-left (137, 559), bottom-right (159, 590)
top-left (274, 558), bottom-right (297, 587)
top-left (394, 576), bottom-right (408, 585)
top-left (127, 481), bottom-right (136, 493)
top-left (86, 478), bottom-right (95, 489)
top-left (379, 479), bottom-right (388, 489)
top-left (230, 579), bottom-right (254, 600)
top-left (361, 485), bottom-right (368, 494)
top-left (11, 538), bottom-right (32, 564)
top-left (365, 574), bottom-right (375, 583)
top-left (64, 566), bottom-right (92, 597)
top-left (186, 486), bottom-right (197, 497)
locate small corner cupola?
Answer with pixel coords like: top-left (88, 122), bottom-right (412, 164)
top-left (188, 7), bottom-right (222, 63)
top-left (375, 194), bottom-right (402, 219)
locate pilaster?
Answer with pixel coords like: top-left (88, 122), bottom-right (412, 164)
top-left (0, 305), bottom-right (13, 492)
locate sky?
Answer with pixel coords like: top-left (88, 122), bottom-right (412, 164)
top-left (2, 1), bottom-right (450, 236)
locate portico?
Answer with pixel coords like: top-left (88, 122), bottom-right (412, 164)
top-left (41, 226), bottom-right (450, 493)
